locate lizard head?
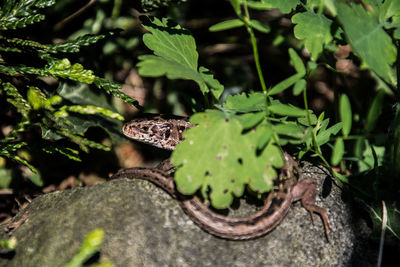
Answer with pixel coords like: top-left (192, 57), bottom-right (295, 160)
top-left (122, 115), bottom-right (193, 150)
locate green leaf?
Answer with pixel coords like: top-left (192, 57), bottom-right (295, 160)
top-left (316, 122), bottom-right (343, 146)
top-left (293, 79), bottom-right (306, 96)
top-left (365, 90), bottom-right (385, 133)
top-left (292, 11), bottom-right (333, 61)
top-left (332, 170), bottom-right (349, 184)
top-left (0, 236), bottom-right (17, 250)
top-left (209, 19), bottom-right (245, 32)
top-left (268, 104), bottom-right (308, 117)
top-left (0, 167), bottom-right (12, 188)
top-left (268, 74), bottom-right (303, 95)
top-left (171, 110), bottom-right (281, 209)
top-left (267, 48), bottom-right (306, 96)
top-left (222, 92), bottom-right (266, 112)
top-left (230, 0), bottom-right (242, 14)
top-left (358, 142), bottom-right (385, 172)
top-left (137, 16), bottom-right (223, 98)
top-left (247, 0), bottom-right (299, 14)
top-left (362, 200), bottom-right (400, 240)
top-left (273, 123), bottom-right (306, 139)
top-left (379, 0), bottom-right (400, 22)
top-left (28, 172), bottom-right (44, 187)
top-left (141, 0), bottom-right (187, 11)
top-left (235, 112), bottom-right (265, 130)
top-left (254, 124), bottom-right (273, 150)
top-left (339, 94), bottom-right (352, 137)
top-left (66, 229), bottom-right (104, 267)
top-left (297, 113), bottom-right (318, 126)
top-left (57, 83), bottom-right (125, 143)
top-left (336, 2), bottom-right (397, 84)
top-left (289, 48), bottom-right (306, 76)
top-left (331, 138), bottom-right (344, 166)
top-left (199, 67), bottom-right (224, 99)
top-left (249, 19), bottom-right (271, 34)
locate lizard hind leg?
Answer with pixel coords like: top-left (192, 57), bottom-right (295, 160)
top-left (292, 178), bottom-right (332, 240)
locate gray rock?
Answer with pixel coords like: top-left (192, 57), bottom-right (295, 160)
top-left (0, 163), bottom-right (374, 266)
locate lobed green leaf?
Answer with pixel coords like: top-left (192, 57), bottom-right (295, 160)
top-left (379, 0), bottom-right (400, 23)
top-left (137, 16), bottom-right (223, 98)
top-left (171, 110), bottom-right (283, 209)
top-left (292, 11), bottom-right (333, 61)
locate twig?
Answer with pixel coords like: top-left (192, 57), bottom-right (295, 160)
top-left (53, 0), bottom-right (97, 31)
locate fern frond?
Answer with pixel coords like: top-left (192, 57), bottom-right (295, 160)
top-left (2, 81), bottom-right (31, 116)
top-left (0, 60), bottom-right (96, 84)
top-left (0, 142), bottom-right (37, 173)
top-left (0, 0), bottom-right (56, 30)
top-left (93, 77), bottom-right (141, 108)
top-left (51, 32), bottom-right (118, 53)
top-left (0, 35), bottom-right (50, 51)
top-left (42, 145), bottom-right (81, 162)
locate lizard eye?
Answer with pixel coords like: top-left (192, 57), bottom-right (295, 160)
top-left (178, 126), bottom-right (185, 133)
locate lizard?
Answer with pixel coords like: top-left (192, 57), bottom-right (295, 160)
top-left (111, 115), bottom-right (332, 240)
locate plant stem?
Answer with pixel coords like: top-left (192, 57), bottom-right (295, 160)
top-left (302, 76), bottom-right (336, 179)
top-left (396, 40), bottom-right (400, 102)
top-left (242, 2), bottom-right (268, 101)
top-left (302, 83), bottom-right (321, 154)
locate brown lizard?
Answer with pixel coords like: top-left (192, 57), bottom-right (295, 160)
top-left (111, 115), bottom-right (332, 240)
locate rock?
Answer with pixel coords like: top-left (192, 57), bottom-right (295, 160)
top-left (0, 163), bottom-right (374, 266)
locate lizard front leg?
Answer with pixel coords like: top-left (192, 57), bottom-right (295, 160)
top-left (155, 159), bottom-right (176, 174)
top-left (292, 178), bottom-right (332, 240)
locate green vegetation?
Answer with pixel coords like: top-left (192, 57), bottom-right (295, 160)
top-left (0, 0), bottom-right (399, 247)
